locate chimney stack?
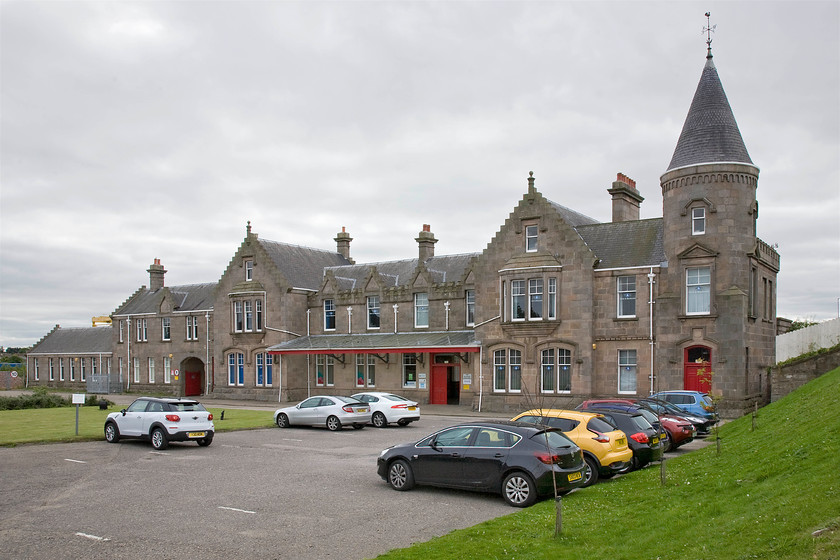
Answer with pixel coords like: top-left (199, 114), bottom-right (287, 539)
top-left (416, 224), bottom-right (438, 262)
top-left (147, 258), bottom-right (167, 291)
top-left (608, 172), bottom-right (644, 222)
top-left (334, 227), bottom-right (354, 263)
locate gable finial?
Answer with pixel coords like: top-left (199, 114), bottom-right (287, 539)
top-left (528, 171), bottom-right (535, 193)
top-left (703, 12), bottom-right (716, 59)
top-left (246, 220), bottom-right (251, 236)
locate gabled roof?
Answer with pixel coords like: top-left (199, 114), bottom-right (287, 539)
top-left (258, 239), bottom-right (352, 291)
top-left (575, 218), bottom-right (665, 269)
top-left (113, 283), bottom-right (216, 316)
top-left (29, 326), bottom-right (112, 355)
top-left (667, 53), bottom-right (753, 171)
top-left (547, 200), bottom-right (600, 227)
top-left (325, 253), bottom-right (477, 291)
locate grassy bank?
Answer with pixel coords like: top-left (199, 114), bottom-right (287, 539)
top-left (0, 406), bottom-right (275, 446)
top-left (374, 368), bottom-right (840, 560)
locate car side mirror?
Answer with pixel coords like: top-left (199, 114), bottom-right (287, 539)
top-left (430, 439), bottom-right (441, 451)
top-left (120, 409), bottom-right (127, 416)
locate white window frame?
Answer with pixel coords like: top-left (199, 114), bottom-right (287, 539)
top-left (316, 355), bottom-right (334, 386)
top-left (525, 224), bottom-right (538, 252)
top-left (692, 207), bottom-right (706, 235)
top-left (367, 296), bottom-right (381, 330)
top-left (245, 260), bottom-right (254, 281)
top-left (164, 356), bottom-right (171, 384)
top-left (529, 279), bottom-right (543, 320)
top-left (66, 358), bottom-right (71, 381)
top-left (119, 320), bottom-right (124, 343)
top-left (136, 319), bottom-right (147, 342)
top-left (228, 352), bottom-right (244, 386)
top-left (244, 301), bottom-right (253, 332)
top-left (186, 316), bottom-right (199, 340)
top-left (49, 358), bottom-right (55, 381)
top-left (465, 290), bottom-right (475, 326)
top-left (414, 293), bottom-right (429, 328)
top-left (355, 354), bottom-right (376, 387)
top-left (324, 299), bottom-right (336, 331)
top-left (133, 357), bottom-right (140, 384)
top-left (80, 357), bottom-right (86, 382)
top-left (402, 354), bottom-right (417, 388)
top-left (34, 359), bottom-right (39, 381)
top-left (233, 301), bottom-right (243, 332)
top-left (255, 299), bottom-right (263, 331)
top-left (686, 267), bottom-right (711, 315)
top-left (256, 353), bottom-right (273, 387)
top-left (548, 278), bottom-right (557, 320)
top-left (148, 357), bottom-right (155, 383)
top-left (161, 317), bottom-right (171, 341)
top-left (617, 275), bottom-right (637, 318)
top-left (511, 280), bottom-right (526, 321)
top-left (618, 349), bottom-right (637, 394)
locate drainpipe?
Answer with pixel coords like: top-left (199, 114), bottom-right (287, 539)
top-left (307, 309), bottom-right (311, 336)
top-left (478, 345), bottom-right (483, 412)
top-left (444, 301), bottom-right (450, 331)
top-left (393, 304), bottom-right (399, 333)
top-left (648, 268), bottom-right (656, 395)
top-left (346, 306), bottom-right (352, 333)
top-left (205, 312), bottom-right (211, 395)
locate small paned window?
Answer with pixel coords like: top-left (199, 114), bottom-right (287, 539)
top-left (148, 357), bottom-right (155, 384)
top-left (255, 300), bottom-right (263, 331)
top-left (402, 354), bottom-right (417, 388)
top-left (245, 260), bottom-right (254, 281)
top-left (164, 356), bottom-right (171, 384)
top-left (686, 267), bottom-right (711, 314)
top-left (256, 353), bottom-right (273, 387)
top-left (465, 290), bottom-right (475, 326)
top-left (617, 276), bottom-right (636, 317)
top-left (228, 353), bottom-right (244, 386)
top-left (414, 293), bottom-right (429, 328)
top-left (244, 301), bottom-right (253, 332)
top-left (618, 349), bottom-right (637, 393)
top-left (529, 279), bottom-right (543, 320)
top-left (367, 296), bottom-right (381, 329)
top-left (511, 280), bottom-right (526, 321)
top-left (692, 208), bottom-right (706, 235)
top-left (548, 278), bottom-right (557, 319)
top-left (525, 225), bottom-right (538, 252)
top-left (316, 355), bottom-right (334, 386)
top-left (324, 299), bottom-right (336, 331)
top-left (162, 317), bottom-right (171, 341)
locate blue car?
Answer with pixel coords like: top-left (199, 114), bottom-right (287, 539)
top-left (651, 390), bottom-right (719, 424)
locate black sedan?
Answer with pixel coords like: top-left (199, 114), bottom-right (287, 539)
top-left (583, 408), bottom-right (664, 471)
top-left (377, 420), bottom-right (585, 507)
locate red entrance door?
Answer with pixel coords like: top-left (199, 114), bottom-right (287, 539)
top-left (684, 346), bottom-right (712, 393)
top-left (430, 365), bottom-right (448, 405)
top-left (185, 370), bottom-right (202, 396)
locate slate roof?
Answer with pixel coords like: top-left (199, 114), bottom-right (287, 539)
top-left (113, 283), bottom-right (216, 316)
top-left (268, 330), bottom-right (478, 354)
top-left (29, 326), bottom-right (113, 355)
top-left (575, 218), bottom-right (665, 269)
top-left (258, 239), bottom-right (352, 290)
top-left (325, 253), bottom-right (477, 290)
top-left (667, 54), bottom-right (753, 171)
top-left (548, 200), bottom-right (600, 227)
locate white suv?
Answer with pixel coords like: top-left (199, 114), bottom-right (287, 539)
top-left (104, 397), bottom-right (214, 449)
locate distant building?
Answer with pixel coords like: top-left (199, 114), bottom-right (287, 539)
top-left (26, 46), bottom-right (778, 417)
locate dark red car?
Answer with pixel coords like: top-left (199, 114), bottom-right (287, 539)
top-left (576, 399), bottom-right (695, 451)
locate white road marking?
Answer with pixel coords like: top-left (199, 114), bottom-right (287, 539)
top-left (64, 459), bottom-right (87, 464)
top-left (149, 451), bottom-right (169, 455)
top-left (75, 532), bottom-right (110, 542)
top-left (218, 506), bottom-right (256, 514)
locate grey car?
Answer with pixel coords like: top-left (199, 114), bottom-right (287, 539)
top-left (274, 395), bottom-right (372, 431)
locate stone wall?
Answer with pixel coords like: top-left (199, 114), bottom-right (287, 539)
top-left (770, 346), bottom-right (840, 402)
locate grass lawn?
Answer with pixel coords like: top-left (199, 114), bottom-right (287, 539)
top-left (373, 368), bottom-right (840, 560)
top-left (0, 405), bottom-right (275, 446)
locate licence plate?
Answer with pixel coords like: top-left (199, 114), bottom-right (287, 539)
top-left (408, 406), bottom-right (417, 411)
top-left (187, 432), bottom-right (206, 438)
top-left (568, 471), bottom-right (582, 482)
top-left (617, 438), bottom-right (626, 446)
top-left (358, 408), bottom-right (369, 413)
top-left (652, 436), bottom-right (659, 444)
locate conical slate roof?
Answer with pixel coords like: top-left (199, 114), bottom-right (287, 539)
top-left (666, 52), bottom-right (753, 171)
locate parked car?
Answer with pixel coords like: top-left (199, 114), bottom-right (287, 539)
top-left (274, 395), bottom-right (371, 431)
top-left (377, 421), bottom-right (585, 507)
top-left (638, 397), bottom-right (715, 435)
top-left (350, 392), bottom-right (420, 427)
top-left (104, 397), bottom-right (214, 450)
top-left (580, 408), bottom-right (664, 470)
top-left (576, 399), bottom-right (695, 451)
top-left (510, 409), bottom-right (632, 487)
top-left (651, 390), bottom-right (719, 426)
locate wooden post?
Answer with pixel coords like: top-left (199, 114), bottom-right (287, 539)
top-left (554, 496), bottom-right (562, 536)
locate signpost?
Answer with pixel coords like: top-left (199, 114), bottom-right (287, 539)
top-left (72, 393), bottom-right (85, 435)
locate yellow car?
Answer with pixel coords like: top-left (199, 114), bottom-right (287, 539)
top-left (511, 409), bottom-right (632, 487)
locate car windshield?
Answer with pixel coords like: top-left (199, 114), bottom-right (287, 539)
top-left (334, 396), bottom-right (362, 404)
top-left (170, 402), bottom-right (206, 412)
top-left (384, 394), bottom-right (410, 401)
top-left (532, 430), bottom-right (575, 449)
top-left (587, 417), bottom-right (616, 433)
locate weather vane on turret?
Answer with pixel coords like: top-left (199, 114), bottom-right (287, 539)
top-left (703, 12), bottom-right (716, 58)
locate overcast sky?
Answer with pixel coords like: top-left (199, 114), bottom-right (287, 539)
top-left (1, 1), bottom-right (838, 348)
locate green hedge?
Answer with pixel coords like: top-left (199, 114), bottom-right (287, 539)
top-left (0, 388), bottom-right (110, 411)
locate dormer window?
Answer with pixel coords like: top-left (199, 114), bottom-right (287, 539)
top-left (245, 260), bottom-right (254, 281)
top-left (691, 208), bottom-right (706, 235)
top-left (525, 225), bottom-right (538, 252)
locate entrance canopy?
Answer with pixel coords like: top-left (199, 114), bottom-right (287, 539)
top-left (267, 330), bottom-right (479, 355)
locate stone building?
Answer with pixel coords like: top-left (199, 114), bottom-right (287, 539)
top-left (26, 46), bottom-right (778, 416)
top-left (26, 325), bottom-right (114, 391)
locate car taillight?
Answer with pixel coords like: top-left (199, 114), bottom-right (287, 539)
top-left (391, 404), bottom-right (408, 409)
top-left (535, 452), bottom-right (562, 464)
top-left (207, 413), bottom-right (213, 421)
top-left (591, 432), bottom-right (610, 443)
top-left (165, 414), bottom-right (180, 422)
top-left (702, 402), bottom-right (713, 411)
top-left (630, 432), bottom-right (649, 444)
top-left (342, 405), bottom-right (354, 413)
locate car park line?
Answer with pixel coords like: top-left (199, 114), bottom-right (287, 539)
top-left (218, 506), bottom-right (256, 514)
top-left (64, 458), bottom-right (87, 464)
top-left (75, 532), bottom-right (110, 542)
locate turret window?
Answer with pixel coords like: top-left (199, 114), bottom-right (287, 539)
top-left (692, 207), bottom-right (706, 235)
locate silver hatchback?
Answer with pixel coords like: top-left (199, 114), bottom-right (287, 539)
top-left (274, 395), bottom-right (371, 431)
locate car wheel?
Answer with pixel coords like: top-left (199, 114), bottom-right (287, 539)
top-left (388, 459), bottom-right (415, 491)
top-left (352, 423), bottom-right (365, 430)
top-left (151, 427), bottom-right (169, 450)
top-left (502, 471), bottom-right (537, 508)
top-left (372, 412), bottom-right (388, 428)
top-left (326, 415), bottom-right (341, 431)
top-left (276, 413), bottom-right (289, 428)
top-left (104, 422), bottom-right (120, 443)
top-left (582, 455), bottom-right (600, 487)
top-left (662, 432), bottom-right (673, 452)
top-left (197, 434), bottom-right (213, 447)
